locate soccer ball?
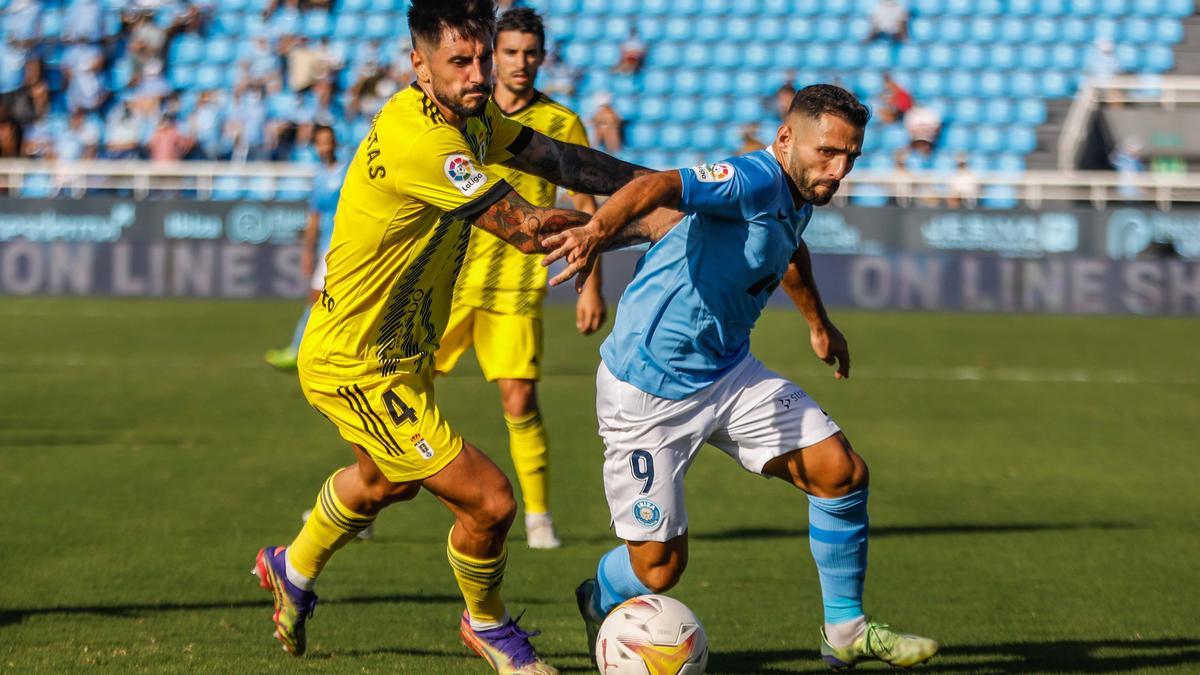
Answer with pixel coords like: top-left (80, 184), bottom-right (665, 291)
top-left (595, 594), bottom-right (708, 674)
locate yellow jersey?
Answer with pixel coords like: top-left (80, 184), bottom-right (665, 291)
top-left (452, 92), bottom-right (590, 317)
top-left (299, 84), bottom-right (531, 382)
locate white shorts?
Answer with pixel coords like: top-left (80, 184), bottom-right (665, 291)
top-left (311, 246), bottom-right (329, 292)
top-left (596, 354), bottom-right (841, 542)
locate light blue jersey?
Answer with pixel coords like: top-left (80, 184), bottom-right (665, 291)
top-left (600, 149), bottom-right (814, 400)
top-left (310, 162), bottom-right (347, 251)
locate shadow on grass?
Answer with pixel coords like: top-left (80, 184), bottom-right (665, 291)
top-left (707, 638), bottom-right (1200, 673)
top-left (690, 521), bottom-right (1136, 542)
top-left (0, 592), bottom-right (498, 627)
top-left (331, 645), bottom-right (594, 672)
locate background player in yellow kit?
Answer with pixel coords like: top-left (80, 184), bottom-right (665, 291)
top-left (436, 8), bottom-right (604, 550)
top-left (250, 2), bottom-right (675, 673)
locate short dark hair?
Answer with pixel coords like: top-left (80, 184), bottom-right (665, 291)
top-left (788, 84), bottom-right (871, 128)
top-left (408, 0), bottom-right (496, 51)
top-left (496, 7), bottom-right (545, 52)
top-left (313, 124), bottom-right (335, 142)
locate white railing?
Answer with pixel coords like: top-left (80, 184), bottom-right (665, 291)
top-left (1058, 75), bottom-right (1200, 172)
top-left (2, 159), bottom-right (1200, 210)
top-left (0, 160), bottom-right (317, 201)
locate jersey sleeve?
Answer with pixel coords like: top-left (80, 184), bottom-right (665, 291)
top-left (564, 113), bottom-right (591, 147)
top-left (481, 98), bottom-right (534, 165)
top-left (677, 155), bottom-right (776, 221)
top-left (394, 125), bottom-right (513, 221)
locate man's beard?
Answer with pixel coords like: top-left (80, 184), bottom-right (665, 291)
top-left (799, 177), bottom-right (840, 206)
top-left (436, 82), bottom-right (492, 118)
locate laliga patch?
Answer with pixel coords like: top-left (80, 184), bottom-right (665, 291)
top-left (633, 499), bottom-right (662, 528)
top-left (693, 162), bottom-right (734, 183)
top-left (411, 433), bottom-right (436, 460)
top-left (444, 154), bottom-right (488, 196)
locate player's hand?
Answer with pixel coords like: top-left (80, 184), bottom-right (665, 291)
top-left (542, 221), bottom-right (605, 292)
top-left (575, 287), bottom-right (607, 335)
top-left (810, 322), bottom-right (850, 380)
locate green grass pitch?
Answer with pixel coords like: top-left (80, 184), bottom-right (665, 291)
top-left (1, 298), bottom-right (1198, 673)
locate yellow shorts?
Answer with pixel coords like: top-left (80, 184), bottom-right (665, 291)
top-left (435, 303), bottom-right (543, 381)
top-left (299, 369), bottom-right (463, 483)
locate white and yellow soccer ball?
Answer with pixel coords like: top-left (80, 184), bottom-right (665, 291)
top-left (595, 594), bottom-right (708, 675)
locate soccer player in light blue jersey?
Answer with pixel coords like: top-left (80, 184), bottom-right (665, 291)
top-left (266, 125), bottom-right (348, 371)
top-left (543, 85), bottom-right (939, 670)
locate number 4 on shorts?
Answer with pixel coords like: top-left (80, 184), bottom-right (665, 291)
top-left (382, 390), bottom-right (418, 426)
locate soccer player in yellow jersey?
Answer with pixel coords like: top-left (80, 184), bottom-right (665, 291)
top-left (435, 8), bottom-right (603, 551)
top-left (251, 1), bottom-right (676, 673)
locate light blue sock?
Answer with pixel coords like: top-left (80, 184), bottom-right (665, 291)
top-left (289, 304), bottom-right (312, 352)
top-left (808, 489), bottom-right (869, 624)
top-left (595, 545), bottom-right (651, 615)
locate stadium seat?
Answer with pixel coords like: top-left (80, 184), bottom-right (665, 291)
top-left (958, 43), bottom-right (987, 70)
top-left (1156, 18), bottom-right (1184, 44)
top-left (989, 44), bottom-right (1017, 70)
top-left (975, 125), bottom-right (1004, 154)
top-left (939, 18), bottom-right (967, 42)
top-left (1061, 17), bottom-right (1090, 43)
top-left (672, 69), bottom-right (704, 96)
top-left (912, 0), bottom-right (941, 14)
top-left (943, 0), bottom-right (970, 15)
top-left (981, 184), bottom-right (1019, 208)
top-left (941, 126), bottom-right (971, 153)
top-left (1030, 18), bottom-right (1057, 43)
top-left (693, 17), bottom-right (721, 42)
top-left (1007, 0), bottom-right (1036, 15)
top-left (1050, 44), bottom-right (1080, 70)
top-left (333, 13), bottom-right (362, 39)
top-left (998, 16), bottom-right (1027, 42)
top-left (864, 43), bottom-right (892, 70)
top-left (881, 124), bottom-right (909, 151)
top-left (302, 11), bottom-right (332, 38)
top-left (726, 17), bottom-right (753, 42)
top-left (984, 99), bottom-right (1014, 125)
top-left (1020, 45), bottom-right (1047, 70)
top-left (638, 98), bottom-right (668, 123)
top-left (1017, 99), bottom-right (1047, 125)
top-left (573, 16), bottom-right (603, 42)
top-left (1040, 71), bottom-right (1070, 97)
top-left (994, 154), bottom-right (1027, 173)
top-left (628, 123), bottom-right (657, 149)
top-left (1132, 0), bottom-right (1162, 15)
top-left (953, 98), bottom-right (982, 125)
top-left (1007, 127), bottom-right (1038, 154)
top-left (1146, 45), bottom-right (1174, 72)
top-left (897, 44), bottom-right (924, 70)
top-left (910, 17), bottom-right (935, 43)
top-left (914, 72), bottom-right (945, 99)
top-left (970, 17), bottom-right (997, 43)
top-left (658, 125), bottom-right (688, 150)
top-left (732, 98), bottom-right (763, 123)
top-left (702, 70), bottom-right (734, 98)
top-left (850, 184), bottom-right (890, 207)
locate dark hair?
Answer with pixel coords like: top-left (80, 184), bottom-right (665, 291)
top-left (788, 84), bottom-right (871, 128)
top-left (496, 7), bottom-right (545, 52)
top-left (313, 124), bottom-right (335, 142)
top-left (408, 0), bottom-right (496, 50)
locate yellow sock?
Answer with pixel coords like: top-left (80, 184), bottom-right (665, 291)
top-left (287, 470), bottom-right (376, 581)
top-left (446, 528), bottom-right (508, 626)
top-left (504, 410), bottom-right (549, 515)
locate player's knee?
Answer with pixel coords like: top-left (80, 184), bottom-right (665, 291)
top-left (475, 483), bottom-right (518, 534)
top-left (639, 559), bottom-right (687, 593)
top-left (820, 447), bottom-right (869, 497)
top-left (499, 380), bottom-right (537, 418)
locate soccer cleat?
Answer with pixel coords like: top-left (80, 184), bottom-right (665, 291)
top-left (820, 619), bottom-right (940, 670)
top-left (524, 512), bottom-right (561, 550)
top-left (574, 578), bottom-right (605, 663)
top-left (459, 611), bottom-right (558, 674)
top-left (301, 508), bottom-right (374, 541)
top-left (252, 546), bottom-right (318, 656)
top-left (264, 347), bottom-right (298, 371)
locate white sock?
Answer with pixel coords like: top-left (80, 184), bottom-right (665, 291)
top-left (284, 550), bottom-right (316, 591)
top-left (825, 615), bottom-right (867, 649)
top-left (525, 512), bottom-right (553, 527)
top-left (469, 611), bottom-right (512, 632)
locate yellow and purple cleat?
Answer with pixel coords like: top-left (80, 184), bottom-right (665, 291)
top-left (252, 545), bottom-right (318, 656)
top-left (820, 619), bottom-right (939, 670)
top-left (459, 611), bottom-right (558, 674)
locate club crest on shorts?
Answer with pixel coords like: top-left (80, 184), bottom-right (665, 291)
top-left (410, 433), bottom-right (435, 460)
top-left (633, 499), bottom-right (661, 528)
top-left (444, 154), bottom-right (488, 196)
top-left (692, 162), bottom-right (734, 183)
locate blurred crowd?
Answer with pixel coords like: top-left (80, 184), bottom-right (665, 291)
top-left (0, 0), bottom-right (441, 164)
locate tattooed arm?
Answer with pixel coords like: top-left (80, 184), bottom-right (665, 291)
top-left (502, 130), bottom-right (651, 196)
top-left (469, 187), bottom-right (591, 255)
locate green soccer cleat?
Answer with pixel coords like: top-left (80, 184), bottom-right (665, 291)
top-left (574, 578), bottom-right (604, 663)
top-left (264, 348), bottom-right (298, 371)
top-left (820, 619), bottom-right (939, 670)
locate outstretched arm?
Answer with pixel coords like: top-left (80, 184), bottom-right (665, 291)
top-left (502, 130), bottom-right (651, 196)
top-left (540, 171), bottom-right (685, 288)
top-left (782, 241), bottom-right (850, 379)
top-left (468, 185), bottom-right (674, 256)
